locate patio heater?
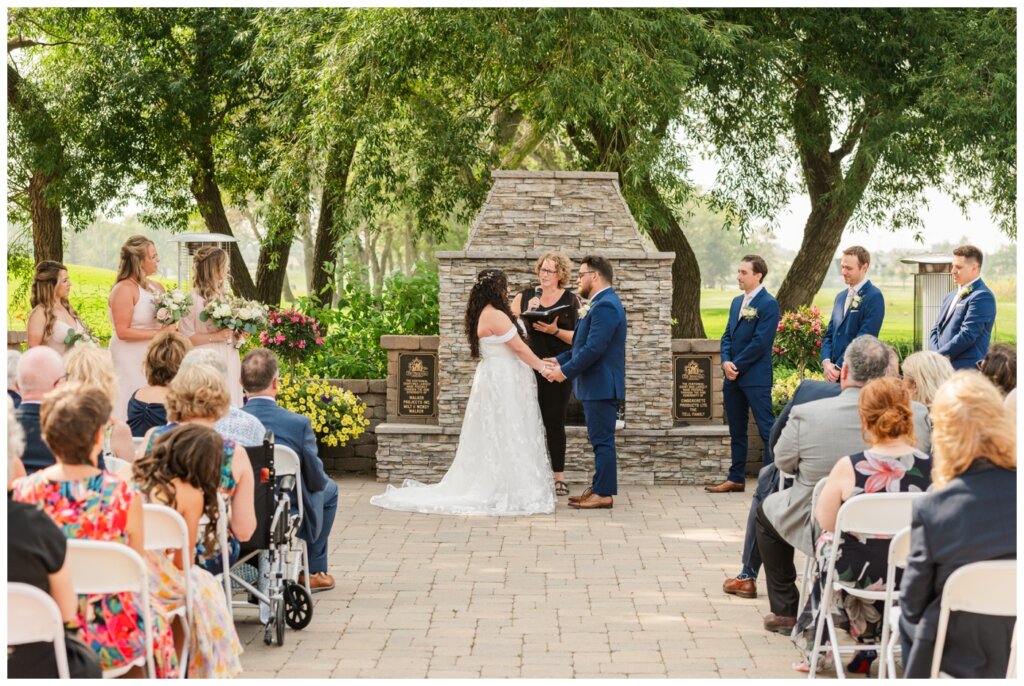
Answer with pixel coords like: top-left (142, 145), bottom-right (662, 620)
top-left (170, 233), bottom-right (238, 293)
top-left (899, 253), bottom-right (954, 352)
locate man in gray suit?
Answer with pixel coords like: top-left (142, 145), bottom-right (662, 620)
top-left (755, 335), bottom-right (933, 633)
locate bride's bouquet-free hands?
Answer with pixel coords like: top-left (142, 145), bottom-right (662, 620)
top-left (200, 297), bottom-right (268, 348)
top-left (153, 289), bottom-right (192, 326)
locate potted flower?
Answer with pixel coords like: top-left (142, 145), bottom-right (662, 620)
top-left (258, 307), bottom-right (325, 372)
top-left (277, 371), bottom-right (370, 448)
top-left (773, 305), bottom-right (825, 377)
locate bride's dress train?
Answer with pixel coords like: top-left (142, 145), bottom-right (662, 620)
top-left (370, 328), bottom-right (555, 516)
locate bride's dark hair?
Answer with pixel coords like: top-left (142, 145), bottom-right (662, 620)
top-left (465, 268), bottom-right (524, 358)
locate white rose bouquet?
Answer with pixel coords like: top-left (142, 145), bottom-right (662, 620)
top-left (153, 289), bottom-right (192, 325)
top-left (200, 296), bottom-right (268, 348)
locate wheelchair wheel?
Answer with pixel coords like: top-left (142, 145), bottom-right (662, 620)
top-left (285, 582), bottom-right (314, 630)
top-left (275, 594), bottom-right (286, 646)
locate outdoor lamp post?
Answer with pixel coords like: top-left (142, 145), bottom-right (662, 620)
top-left (900, 253), bottom-right (954, 352)
top-left (170, 233), bottom-right (238, 293)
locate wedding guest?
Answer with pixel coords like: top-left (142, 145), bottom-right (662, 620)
top-left (109, 235), bottom-right (175, 420)
top-left (179, 347), bottom-right (267, 446)
top-left (8, 349), bottom-right (22, 407)
top-left (7, 398), bottom-right (102, 679)
top-left (511, 252), bottom-right (580, 496)
top-left (791, 377), bottom-right (931, 674)
top-left (709, 255), bottom-right (780, 493)
top-left (26, 260), bottom-right (91, 355)
top-left (901, 350), bottom-right (955, 409)
top-left (978, 342), bottom-right (1016, 396)
top-left (142, 362), bottom-right (257, 570)
top-left (64, 345), bottom-right (134, 466)
top-left (928, 245), bottom-right (996, 370)
top-left (242, 348), bottom-right (338, 591)
top-left (755, 336), bottom-right (931, 635)
top-left (15, 346), bottom-right (64, 473)
top-left (11, 385), bottom-right (179, 678)
top-left (1005, 388), bottom-right (1017, 418)
top-left (900, 372), bottom-right (1016, 678)
top-left (820, 247), bottom-right (885, 383)
top-left (177, 245), bottom-right (243, 407)
top-left (132, 424), bottom-right (244, 678)
top-left (126, 331), bottom-right (192, 437)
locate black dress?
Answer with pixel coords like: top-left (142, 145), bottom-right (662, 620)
top-left (126, 390), bottom-right (168, 437)
top-left (519, 287), bottom-right (580, 474)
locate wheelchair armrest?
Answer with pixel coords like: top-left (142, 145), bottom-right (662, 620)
top-left (279, 474), bottom-right (297, 493)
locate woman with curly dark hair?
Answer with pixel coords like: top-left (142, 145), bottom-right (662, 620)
top-left (132, 423), bottom-right (243, 677)
top-left (372, 268), bottom-right (556, 516)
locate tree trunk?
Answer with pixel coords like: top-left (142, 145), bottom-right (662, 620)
top-left (29, 171), bottom-right (63, 262)
top-left (311, 140), bottom-right (356, 305)
top-left (253, 198), bottom-right (298, 306)
top-left (775, 204), bottom-right (850, 312)
top-left (403, 210), bottom-right (415, 274)
top-left (190, 148), bottom-right (257, 300)
top-left (298, 210), bottom-right (314, 294)
top-left (281, 274), bottom-right (296, 304)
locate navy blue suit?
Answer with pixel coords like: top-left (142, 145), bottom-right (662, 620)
top-left (555, 287), bottom-right (626, 496)
top-left (820, 280), bottom-right (884, 373)
top-left (15, 403), bottom-right (56, 474)
top-left (720, 288), bottom-right (780, 484)
top-left (243, 397), bottom-right (338, 574)
top-left (928, 279), bottom-right (996, 370)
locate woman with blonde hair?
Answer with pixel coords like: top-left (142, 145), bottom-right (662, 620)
top-left (899, 372), bottom-right (1016, 677)
top-left (511, 252), bottom-right (580, 495)
top-left (901, 350), bottom-right (955, 408)
top-left (26, 260), bottom-right (92, 354)
top-left (64, 345), bottom-right (135, 465)
top-left (177, 245), bottom-right (243, 406)
top-left (142, 363), bottom-right (256, 570)
top-left (108, 235), bottom-right (175, 420)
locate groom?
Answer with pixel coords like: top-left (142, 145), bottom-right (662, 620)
top-left (543, 255), bottom-right (627, 510)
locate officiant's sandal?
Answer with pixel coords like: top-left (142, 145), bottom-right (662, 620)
top-left (555, 481), bottom-right (570, 496)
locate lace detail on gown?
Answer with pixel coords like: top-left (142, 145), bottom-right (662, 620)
top-left (370, 327), bottom-right (555, 516)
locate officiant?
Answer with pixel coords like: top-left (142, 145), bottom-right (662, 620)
top-left (512, 252), bottom-right (581, 497)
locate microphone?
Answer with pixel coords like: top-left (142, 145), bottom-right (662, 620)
top-left (533, 285), bottom-right (543, 310)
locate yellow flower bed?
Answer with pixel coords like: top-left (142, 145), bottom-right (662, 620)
top-left (278, 373), bottom-right (370, 448)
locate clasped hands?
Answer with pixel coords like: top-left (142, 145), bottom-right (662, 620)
top-left (540, 357), bottom-right (566, 383)
top-left (722, 361), bottom-right (739, 381)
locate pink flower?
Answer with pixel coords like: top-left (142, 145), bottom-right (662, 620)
top-left (315, 337), bottom-right (324, 345)
top-left (276, 334), bottom-right (286, 344)
top-left (816, 340), bottom-right (822, 347)
top-left (854, 454), bottom-right (909, 493)
top-left (298, 339), bottom-right (306, 349)
top-left (157, 307), bottom-right (169, 321)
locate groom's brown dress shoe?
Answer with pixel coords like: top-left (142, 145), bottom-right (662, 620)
top-left (569, 493), bottom-right (613, 509)
top-left (763, 613), bottom-right (797, 634)
top-left (568, 487), bottom-right (593, 504)
top-left (705, 480), bottom-right (745, 493)
top-left (722, 576), bottom-right (757, 599)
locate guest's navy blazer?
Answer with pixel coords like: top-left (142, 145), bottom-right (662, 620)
top-left (556, 287), bottom-right (626, 401)
top-left (15, 403), bottom-right (56, 474)
top-left (928, 279), bottom-right (996, 370)
top-left (720, 288), bottom-right (780, 388)
top-left (243, 397), bottom-right (331, 544)
top-left (820, 280), bottom-right (884, 369)
top-left (900, 463), bottom-right (1016, 678)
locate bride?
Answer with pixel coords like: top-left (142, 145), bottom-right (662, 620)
top-left (370, 268), bottom-right (556, 516)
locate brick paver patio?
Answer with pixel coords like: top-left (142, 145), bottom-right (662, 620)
top-left (236, 475), bottom-right (810, 678)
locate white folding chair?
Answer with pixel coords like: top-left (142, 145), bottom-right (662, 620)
top-left (1007, 623), bottom-right (1017, 679)
top-left (808, 492), bottom-right (924, 679)
top-left (274, 444), bottom-right (311, 597)
top-left (132, 436), bottom-right (146, 456)
top-left (7, 582), bottom-right (71, 679)
top-left (878, 526), bottom-right (912, 679)
top-left (65, 539), bottom-right (156, 678)
top-left (796, 477), bottom-right (830, 615)
top-left (930, 560), bottom-right (1017, 678)
top-left (777, 468), bottom-right (794, 494)
top-left (143, 504), bottom-right (191, 678)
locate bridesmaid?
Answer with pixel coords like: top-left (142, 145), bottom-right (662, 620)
top-left (26, 261), bottom-right (91, 355)
top-left (108, 236), bottom-right (176, 421)
top-left (177, 246), bottom-right (243, 407)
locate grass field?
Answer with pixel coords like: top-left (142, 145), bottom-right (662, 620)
top-left (8, 266), bottom-right (1016, 347)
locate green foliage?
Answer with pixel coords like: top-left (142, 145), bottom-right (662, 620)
top-left (773, 306), bottom-right (825, 376)
top-left (772, 369), bottom-right (828, 415)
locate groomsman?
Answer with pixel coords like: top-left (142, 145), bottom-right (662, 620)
top-left (929, 244), bottom-right (996, 370)
top-left (708, 255), bottom-right (780, 494)
top-left (821, 246), bottom-right (885, 382)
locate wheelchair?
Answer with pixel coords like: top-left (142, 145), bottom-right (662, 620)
top-left (217, 430), bottom-right (313, 646)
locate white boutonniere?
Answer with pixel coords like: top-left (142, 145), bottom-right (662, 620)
top-left (850, 294), bottom-right (863, 310)
top-left (959, 285), bottom-right (974, 299)
top-left (740, 306), bottom-right (758, 320)
top-left (579, 302), bottom-right (592, 319)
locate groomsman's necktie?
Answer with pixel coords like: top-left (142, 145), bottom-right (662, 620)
top-left (843, 286), bottom-right (857, 316)
top-left (943, 288), bottom-right (968, 324)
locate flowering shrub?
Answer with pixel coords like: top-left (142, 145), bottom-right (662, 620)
top-left (153, 289), bottom-right (192, 325)
top-left (200, 297), bottom-right (267, 349)
top-left (773, 305), bottom-right (825, 376)
top-left (772, 369), bottom-right (827, 415)
top-left (277, 372), bottom-right (370, 448)
top-left (259, 307), bottom-right (325, 365)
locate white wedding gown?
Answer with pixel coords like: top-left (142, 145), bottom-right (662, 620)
top-left (370, 327), bottom-right (555, 516)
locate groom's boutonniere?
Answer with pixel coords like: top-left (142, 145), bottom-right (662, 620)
top-left (959, 285), bottom-right (974, 299)
top-left (740, 306), bottom-right (758, 320)
top-left (578, 302), bottom-right (592, 319)
top-left (850, 294), bottom-right (863, 311)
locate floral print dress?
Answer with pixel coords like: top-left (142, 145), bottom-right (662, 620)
top-left (11, 471), bottom-right (179, 678)
top-left (793, 449), bottom-right (931, 650)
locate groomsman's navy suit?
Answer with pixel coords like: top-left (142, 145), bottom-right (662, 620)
top-left (720, 288), bottom-right (780, 485)
top-left (820, 280), bottom-right (884, 373)
top-left (928, 279), bottom-right (996, 370)
top-left (555, 287), bottom-right (626, 497)
top-left (243, 397), bottom-right (338, 575)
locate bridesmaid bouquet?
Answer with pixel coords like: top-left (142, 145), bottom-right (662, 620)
top-left (153, 289), bottom-right (192, 325)
top-left (200, 297), bottom-right (268, 348)
top-left (62, 328), bottom-right (99, 347)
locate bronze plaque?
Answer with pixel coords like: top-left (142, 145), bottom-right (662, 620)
top-left (673, 355), bottom-right (713, 420)
top-left (398, 352), bottom-right (437, 418)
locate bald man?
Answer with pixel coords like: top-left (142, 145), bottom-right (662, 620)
top-left (15, 346), bottom-right (64, 473)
